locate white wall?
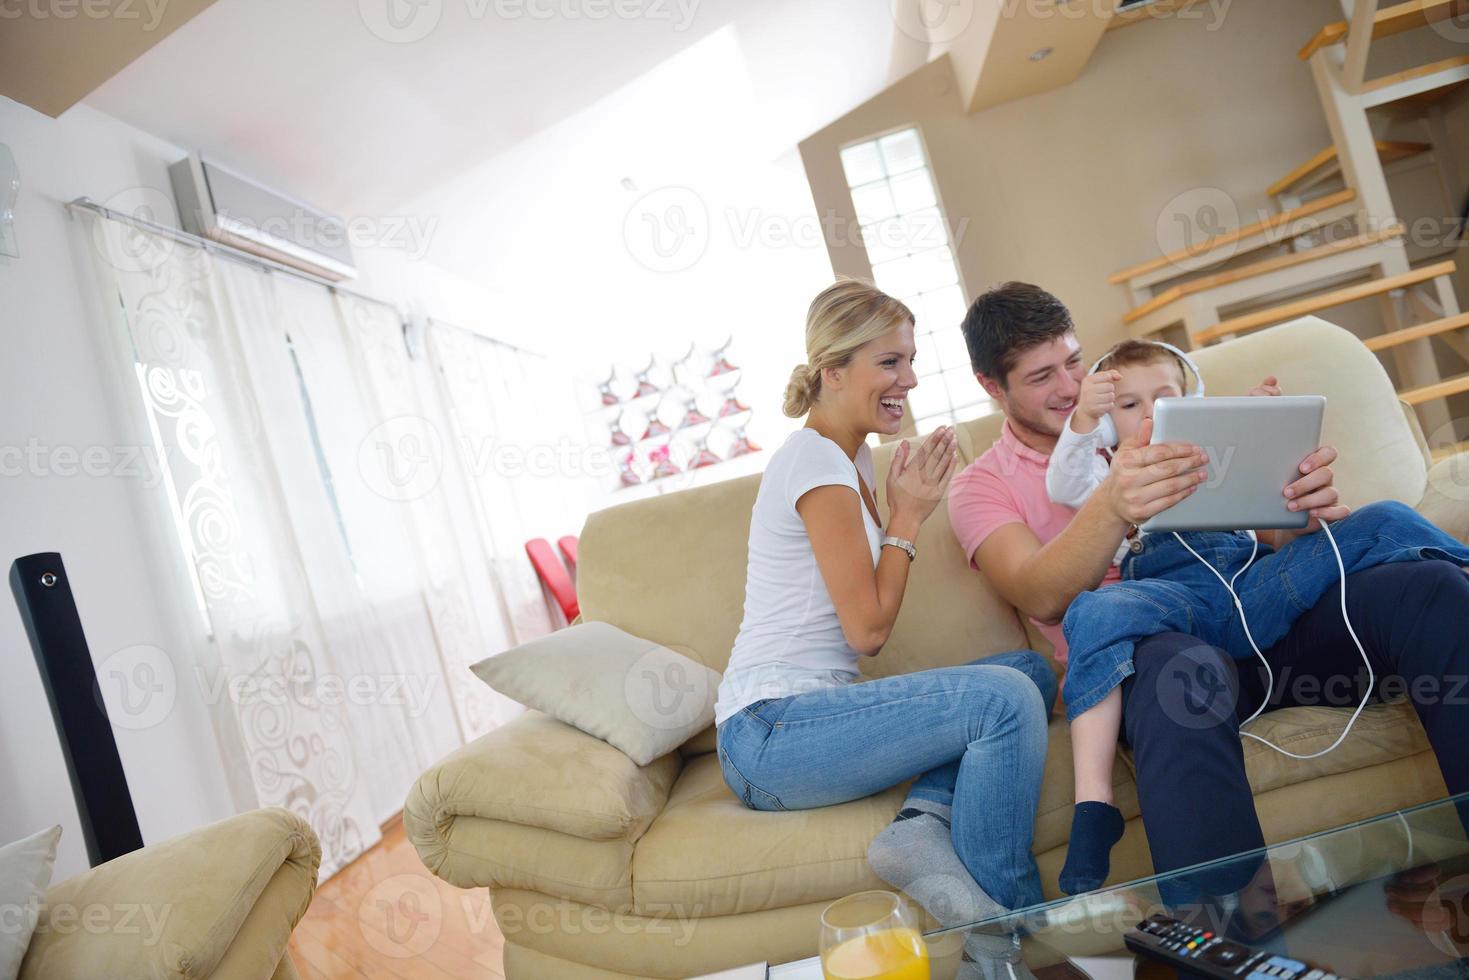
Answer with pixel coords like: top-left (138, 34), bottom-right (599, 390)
top-left (400, 25), bottom-right (844, 463)
top-left (0, 97), bottom-right (240, 879)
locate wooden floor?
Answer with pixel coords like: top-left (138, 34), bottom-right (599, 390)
top-left (288, 815), bottom-right (506, 979)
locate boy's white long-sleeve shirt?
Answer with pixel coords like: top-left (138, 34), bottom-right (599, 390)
top-left (1046, 414), bottom-right (1132, 567)
top-left (1046, 414), bottom-right (1112, 509)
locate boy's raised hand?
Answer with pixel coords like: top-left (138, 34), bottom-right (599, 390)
top-left (1247, 375), bottom-right (1282, 397)
top-left (1078, 370), bottom-right (1121, 424)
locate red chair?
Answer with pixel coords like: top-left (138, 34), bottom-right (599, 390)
top-left (525, 538), bottom-right (579, 625)
top-left (557, 535), bottom-right (579, 574)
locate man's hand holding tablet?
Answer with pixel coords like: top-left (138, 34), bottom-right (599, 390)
top-left (1101, 405), bottom-right (1347, 538)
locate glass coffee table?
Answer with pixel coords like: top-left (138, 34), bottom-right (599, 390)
top-left (771, 793), bottom-right (1469, 979)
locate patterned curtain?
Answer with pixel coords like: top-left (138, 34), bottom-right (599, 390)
top-left (81, 213), bottom-right (379, 877)
top-left (79, 210), bottom-right (559, 878)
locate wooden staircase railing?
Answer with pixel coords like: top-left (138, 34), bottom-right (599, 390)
top-left (1299, 0), bottom-right (1469, 60)
top-left (1267, 141), bottom-right (1430, 200)
top-left (1108, 189), bottom-right (1358, 287)
top-left (1192, 260), bottom-right (1457, 346)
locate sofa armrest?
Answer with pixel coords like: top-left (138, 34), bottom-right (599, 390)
top-left (19, 807), bottom-right (319, 980)
top-left (404, 710), bottom-right (681, 873)
top-left (1416, 452), bottom-right (1469, 545)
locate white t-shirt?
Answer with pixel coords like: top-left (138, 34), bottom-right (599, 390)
top-left (713, 429), bottom-right (884, 726)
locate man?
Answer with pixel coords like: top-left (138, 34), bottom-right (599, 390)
top-left (947, 281), bottom-right (1469, 890)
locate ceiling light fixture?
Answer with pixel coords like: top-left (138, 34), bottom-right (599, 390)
top-left (1029, 47), bottom-right (1054, 62)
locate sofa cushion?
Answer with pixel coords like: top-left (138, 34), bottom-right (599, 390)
top-left (0, 825), bottom-right (60, 978)
top-left (1238, 699), bottom-right (1431, 794)
top-left (471, 623), bottom-right (721, 766)
top-left (576, 423), bottom-right (1030, 683)
top-left (406, 710), bottom-right (681, 846)
top-left (636, 702), bottom-right (1431, 920)
top-left (854, 475), bottom-right (1031, 681)
top-left (423, 817), bottom-right (637, 909)
top-left (19, 808), bottom-right (317, 980)
top-left (1107, 699), bottom-right (1431, 795)
top-left (631, 754), bottom-right (903, 917)
top-left (1417, 452), bottom-right (1469, 545)
top-left (640, 718), bottom-right (1135, 918)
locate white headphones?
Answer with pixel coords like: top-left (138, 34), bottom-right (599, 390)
top-left (1087, 340), bottom-right (1206, 448)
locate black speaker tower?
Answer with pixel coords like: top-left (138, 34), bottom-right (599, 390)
top-left (10, 552), bottom-right (144, 866)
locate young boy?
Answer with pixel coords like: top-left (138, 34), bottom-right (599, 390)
top-left (1046, 340), bottom-right (1469, 896)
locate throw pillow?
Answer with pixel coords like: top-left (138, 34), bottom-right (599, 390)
top-left (0, 825), bottom-right (61, 979)
top-left (472, 622), bottom-right (720, 766)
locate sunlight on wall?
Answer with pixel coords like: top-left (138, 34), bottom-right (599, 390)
top-left (403, 25), bottom-right (844, 459)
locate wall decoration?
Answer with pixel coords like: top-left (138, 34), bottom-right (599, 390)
top-left (595, 339), bottom-right (760, 488)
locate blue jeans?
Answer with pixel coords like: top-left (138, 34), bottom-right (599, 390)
top-left (715, 650), bottom-right (1056, 912)
top-left (1121, 560), bottom-right (1469, 895)
top-left (1060, 500), bottom-right (1469, 720)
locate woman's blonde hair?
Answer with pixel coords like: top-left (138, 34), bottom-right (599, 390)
top-left (783, 278), bottom-right (914, 418)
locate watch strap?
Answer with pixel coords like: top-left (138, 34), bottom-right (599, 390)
top-left (882, 535), bottom-right (917, 561)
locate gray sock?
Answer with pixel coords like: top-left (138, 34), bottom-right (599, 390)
top-left (866, 798), bottom-right (1007, 929)
top-left (957, 929), bottom-right (1035, 980)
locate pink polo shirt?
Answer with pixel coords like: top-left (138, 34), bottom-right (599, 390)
top-left (947, 419), bottom-right (1121, 664)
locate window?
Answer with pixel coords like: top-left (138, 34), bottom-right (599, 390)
top-left (839, 127), bottom-right (991, 432)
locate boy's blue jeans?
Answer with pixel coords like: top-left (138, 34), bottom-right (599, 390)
top-left (716, 650), bottom-right (1056, 912)
top-left (1060, 500), bottom-right (1469, 720)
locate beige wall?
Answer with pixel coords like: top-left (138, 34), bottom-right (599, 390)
top-left (0, 0), bottom-right (218, 117)
top-left (799, 0), bottom-right (1469, 442)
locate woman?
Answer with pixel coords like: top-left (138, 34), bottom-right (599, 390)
top-left (713, 278), bottom-right (1056, 935)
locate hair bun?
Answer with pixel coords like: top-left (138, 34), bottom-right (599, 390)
top-left (782, 363), bottom-right (818, 418)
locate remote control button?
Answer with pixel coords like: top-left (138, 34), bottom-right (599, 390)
top-left (1268, 956), bottom-right (1307, 973)
top-left (1203, 941), bottom-right (1250, 964)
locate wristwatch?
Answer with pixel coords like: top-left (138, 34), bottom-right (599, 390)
top-left (882, 535), bottom-right (917, 562)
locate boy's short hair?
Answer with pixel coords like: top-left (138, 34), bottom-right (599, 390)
top-left (1095, 340), bottom-right (1191, 392)
top-left (961, 282), bottom-right (1074, 386)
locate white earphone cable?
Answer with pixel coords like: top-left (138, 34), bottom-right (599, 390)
top-left (1170, 518), bottom-right (1372, 759)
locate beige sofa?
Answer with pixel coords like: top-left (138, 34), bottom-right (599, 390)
top-left (17, 807), bottom-right (319, 979)
top-left (405, 317), bottom-right (1469, 979)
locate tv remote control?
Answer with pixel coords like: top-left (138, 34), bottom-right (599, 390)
top-left (1124, 914), bottom-right (1355, 979)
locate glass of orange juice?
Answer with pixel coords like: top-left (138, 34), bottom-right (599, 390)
top-left (819, 890), bottom-right (930, 980)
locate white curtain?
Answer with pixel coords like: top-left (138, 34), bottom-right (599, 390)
top-left (424, 320), bottom-right (600, 643)
top-left (83, 214), bottom-right (379, 876)
top-left (327, 294), bottom-right (522, 743)
top-left (79, 211), bottom-right (529, 877)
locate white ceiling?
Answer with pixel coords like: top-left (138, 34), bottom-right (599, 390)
top-left (84, 0), bottom-right (913, 218)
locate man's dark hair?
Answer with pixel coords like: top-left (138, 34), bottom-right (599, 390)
top-left (961, 282), bottom-right (1075, 386)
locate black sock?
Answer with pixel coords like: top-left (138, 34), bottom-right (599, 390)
top-left (1059, 801), bottom-right (1125, 896)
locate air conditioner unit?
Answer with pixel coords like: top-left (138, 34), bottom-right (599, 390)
top-left (168, 153), bottom-right (357, 281)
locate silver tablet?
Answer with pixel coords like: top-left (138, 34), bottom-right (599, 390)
top-left (1139, 395), bottom-right (1326, 533)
